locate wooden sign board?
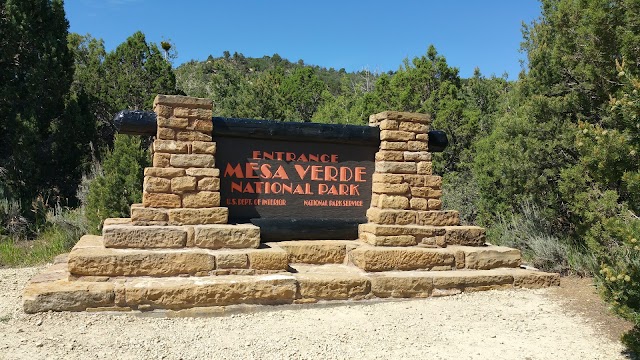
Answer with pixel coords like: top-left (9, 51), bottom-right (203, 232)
top-left (212, 118), bottom-right (378, 240)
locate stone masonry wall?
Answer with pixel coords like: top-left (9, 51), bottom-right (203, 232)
top-left (359, 111), bottom-right (463, 248)
top-left (131, 95), bottom-right (229, 226)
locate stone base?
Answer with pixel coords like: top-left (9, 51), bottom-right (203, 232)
top-left (358, 223), bottom-right (486, 247)
top-left (68, 235), bottom-right (288, 277)
top-left (348, 244), bottom-right (520, 272)
top-left (24, 259), bottom-right (559, 313)
top-left (130, 205), bottom-right (228, 226)
top-left (103, 222), bottom-right (260, 249)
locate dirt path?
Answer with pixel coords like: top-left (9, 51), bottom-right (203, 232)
top-left (0, 267), bottom-right (630, 360)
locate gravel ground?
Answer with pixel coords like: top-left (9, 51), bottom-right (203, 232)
top-left (0, 266), bottom-right (628, 360)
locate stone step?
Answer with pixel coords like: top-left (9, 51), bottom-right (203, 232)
top-left (67, 235), bottom-right (288, 277)
top-left (268, 240), bottom-right (359, 264)
top-left (348, 243), bottom-right (521, 272)
top-left (102, 222), bottom-right (260, 249)
top-left (358, 223), bottom-right (485, 247)
top-left (366, 208), bottom-right (460, 226)
top-left (130, 204), bottom-right (228, 226)
top-left (24, 263), bottom-right (559, 313)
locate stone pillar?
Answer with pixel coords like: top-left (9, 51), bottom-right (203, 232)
top-left (131, 95), bottom-right (228, 225)
top-left (359, 111), bottom-right (460, 247)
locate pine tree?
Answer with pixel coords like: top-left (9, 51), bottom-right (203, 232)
top-left (85, 135), bottom-right (149, 233)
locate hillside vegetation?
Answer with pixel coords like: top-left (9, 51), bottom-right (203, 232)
top-left (1, 0), bottom-right (639, 351)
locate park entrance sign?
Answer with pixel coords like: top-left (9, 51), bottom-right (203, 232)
top-left (23, 95), bottom-right (559, 314)
top-left (213, 117), bottom-right (377, 240)
top-left (112, 110), bottom-right (447, 240)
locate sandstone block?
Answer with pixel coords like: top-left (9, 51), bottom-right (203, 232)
top-left (187, 119), bottom-right (213, 132)
top-left (417, 161), bottom-right (433, 175)
top-left (122, 274), bottom-right (296, 310)
top-left (371, 194), bottom-right (380, 207)
top-left (359, 223), bottom-right (446, 237)
top-left (372, 182), bottom-right (410, 195)
top-left (372, 173), bottom-right (404, 184)
top-left (378, 194), bottom-right (409, 209)
top-left (157, 117), bottom-right (189, 129)
top-left (295, 274), bottom-right (370, 300)
top-left (182, 191), bottom-right (220, 208)
top-left (198, 177), bottom-right (220, 191)
top-left (68, 248), bottom-right (215, 276)
top-left (375, 151), bottom-right (404, 161)
top-left (367, 208), bottom-right (410, 225)
top-left (425, 175), bottom-right (442, 188)
top-left (131, 207), bottom-right (168, 222)
top-left (153, 140), bottom-right (189, 154)
top-left (399, 121), bottom-right (429, 133)
top-left (403, 174), bottom-right (429, 187)
top-left (143, 177), bottom-right (171, 193)
top-left (103, 225), bottom-right (187, 248)
top-left (416, 210), bottom-right (460, 226)
top-left (410, 197), bottom-right (428, 210)
top-left (369, 273), bottom-right (433, 298)
top-left (215, 252), bottom-right (249, 269)
top-left (403, 151), bottom-right (432, 162)
top-left (190, 108), bottom-right (213, 120)
top-left (192, 141), bottom-right (216, 154)
top-left (275, 240), bottom-right (353, 264)
top-left (23, 280), bottom-right (115, 313)
top-left (157, 127), bottom-right (176, 140)
top-left (408, 140), bottom-right (429, 151)
top-left (375, 161), bottom-right (417, 174)
top-left (360, 232), bottom-right (417, 246)
top-left (380, 141), bottom-right (408, 151)
top-left (154, 95), bottom-right (213, 108)
top-left (444, 226), bottom-right (486, 246)
top-left (395, 210), bottom-right (418, 225)
top-left (510, 270), bottom-right (561, 288)
top-left (155, 104), bottom-right (172, 118)
top-left (416, 133), bottom-right (429, 141)
top-left (170, 154), bottom-right (215, 168)
top-left (456, 246), bottom-right (521, 270)
top-left (186, 168), bottom-right (220, 177)
top-left (454, 249), bottom-right (466, 269)
top-left (176, 131), bottom-right (212, 142)
top-left (427, 198), bottom-right (442, 210)
top-left (193, 224), bottom-right (260, 249)
top-left (142, 192), bottom-right (181, 208)
top-left (173, 107), bottom-right (190, 117)
top-left (168, 207), bottom-right (228, 225)
top-left (380, 130), bottom-right (415, 141)
top-left (171, 176), bottom-right (197, 192)
top-left (430, 271), bottom-right (514, 294)
top-left (247, 248), bottom-right (289, 270)
top-left (103, 218), bottom-right (131, 226)
top-left (429, 189), bottom-right (443, 198)
top-left (144, 167), bottom-right (185, 178)
top-left (410, 187), bottom-right (430, 198)
top-left (378, 119), bottom-right (399, 130)
top-left (350, 246), bottom-right (455, 271)
top-left (372, 111), bottom-right (430, 124)
top-left (153, 153), bottom-right (171, 167)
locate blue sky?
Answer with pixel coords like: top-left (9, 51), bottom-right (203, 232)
top-left (64, 0), bottom-right (542, 79)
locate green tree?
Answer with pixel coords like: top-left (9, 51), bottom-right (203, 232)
top-left (103, 31), bottom-right (176, 112)
top-left (67, 33), bottom-right (112, 146)
top-left (473, 0), bottom-right (640, 227)
top-left (85, 135), bottom-right (149, 233)
top-left (0, 0), bottom-right (96, 208)
top-left (281, 67), bottom-right (326, 122)
top-left (251, 67), bottom-right (287, 120)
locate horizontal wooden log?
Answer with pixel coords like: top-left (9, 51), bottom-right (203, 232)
top-left (113, 111), bottom-right (448, 151)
